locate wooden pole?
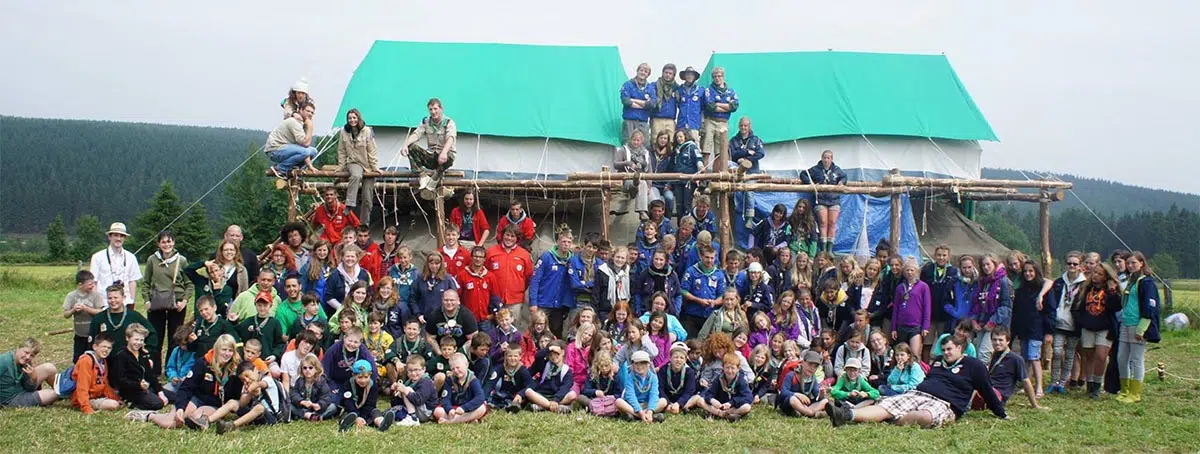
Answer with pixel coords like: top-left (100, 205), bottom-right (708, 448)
top-left (601, 189), bottom-right (612, 241)
top-left (889, 170), bottom-right (902, 257)
top-left (277, 169), bottom-right (465, 178)
top-left (882, 175), bottom-right (1073, 190)
top-left (1040, 200), bottom-right (1052, 273)
top-left (434, 190), bottom-right (447, 249)
top-left (567, 172), bottom-right (772, 182)
top-left (956, 191), bottom-right (1064, 202)
top-left (286, 183), bottom-right (299, 222)
top-left (706, 182), bottom-right (909, 195)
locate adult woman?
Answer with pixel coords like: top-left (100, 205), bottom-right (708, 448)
top-left (891, 259), bottom-right (931, 359)
top-left (1072, 262), bottom-right (1120, 398)
top-left (737, 262), bottom-right (774, 320)
top-left (265, 243), bottom-right (299, 296)
top-left (699, 289), bottom-right (749, 340)
top-left (969, 253), bottom-right (1012, 363)
top-left (671, 129), bottom-right (703, 219)
top-left (803, 150), bottom-right (846, 253)
top-left (613, 130), bottom-right (651, 220)
top-left (1115, 252), bottom-right (1160, 403)
top-left (450, 191), bottom-right (491, 247)
top-left (142, 232), bottom-right (194, 376)
top-left (410, 252), bottom-right (459, 323)
top-left (299, 239), bottom-right (336, 300)
top-left (183, 240), bottom-right (248, 318)
top-left (751, 204), bottom-right (792, 265)
top-left (281, 78), bottom-right (313, 119)
top-left (634, 249), bottom-right (681, 316)
top-left (337, 108), bottom-right (378, 224)
top-left (322, 244), bottom-right (371, 317)
top-left (649, 129), bottom-right (677, 216)
top-left (788, 198), bottom-right (819, 259)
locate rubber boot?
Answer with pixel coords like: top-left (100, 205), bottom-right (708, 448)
top-left (1115, 378), bottom-right (1132, 403)
top-left (1087, 381), bottom-right (1101, 399)
top-left (1127, 380), bottom-right (1143, 403)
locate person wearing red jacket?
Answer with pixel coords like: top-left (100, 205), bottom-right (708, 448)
top-left (354, 225), bottom-right (384, 283)
top-left (457, 246), bottom-right (503, 330)
top-left (311, 186), bottom-right (360, 245)
top-left (441, 226), bottom-right (471, 277)
top-left (486, 226), bottom-right (535, 327)
top-left (495, 200), bottom-right (536, 251)
top-left (449, 191), bottom-right (492, 247)
top-left (71, 333), bottom-right (122, 415)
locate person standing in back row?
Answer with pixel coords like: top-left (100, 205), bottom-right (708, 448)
top-left (338, 108), bottom-right (378, 226)
top-left (620, 63), bottom-right (655, 144)
top-left (803, 150), bottom-right (846, 254)
top-left (648, 63), bottom-right (678, 142)
top-left (90, 222), bottom-right (141, 310)
top-left (266, 103), bottom-right (319, 178)
top-left (701, 67), bottom-right (738, 172)
top-left (675, 67), bottom-right (704, 143)
top-left (401, 98), bottom-right (456, 198)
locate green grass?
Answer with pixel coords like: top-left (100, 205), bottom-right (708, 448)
top-left (1, 265), bottom-right (1198, 453)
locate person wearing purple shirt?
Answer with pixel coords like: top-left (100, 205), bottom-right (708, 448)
top-left (892, 260), bottom-right (932, 360)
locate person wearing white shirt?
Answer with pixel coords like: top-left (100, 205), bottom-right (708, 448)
top-left (89, 222), bottom-right (142, 308)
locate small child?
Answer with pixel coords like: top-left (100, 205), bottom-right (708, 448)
top-left (486, 345), bottom-right (532, 413)
top-left (579, 350), bottom-right (623, 410)
top-left (833, 331), bottom-right (871, 378)
top-left (337, 360), bottom-right (395, 432)
top-left (236, 294), bottom-right (285, 377)
top-left (188, 296), bottom-right (238, 357)
top-left (613, 319), bottom-right (658, 373)
top-left (881, 343), bottom-right (925, 396)
top-left (656, 342), bottom-right (700, 414)
top-left (829, 357), bottom-right (880, 408)
top-left (604, 301), bottom-right (632, 346)
top-left (63, 270), bottom-right (107, 363)
top-left (164, 325), bottom-right (195, 393)
top-left (468, 335), bottom-right (494, 381)
top-left (748, 344), bottom-right (777, 405)
top-left (280, 331), bottom-right (320, 387)
top-left (778, 350), bottom-right (828, 418)
top-left (427, 336), bottom-right (458, 391)
top-left (289, 354), bottom-right (337, 421)
top-left (111, 324), bottom-right (168, 410)
top-left (434, 353), bottom-right (488, 424)
top-left (388, 355), bottom-right (439, 427)
top-left (364, 311), bottom-right (394, 380)
top-left (322, 326), bottom-right (375, 396)
top-left (645, 311), bottom-right (673, 369)
top-left (487, 308), bottom-right (522, 363)
top-left (70, 333), bottom-right (122, 415)
top-left (685, 339), bottom-right (703, 371)
top-left (290, 292), bottom-right (328, 339)
top-left (524, 341), bottom-right (576, 414)
top-left (768, 332), bottom-right (787, 370)
top-left (748, 312), bottom-right (773, 351)
top-left (384, 318), bottom-right (433, 383)
top-left (700, 353), bottom-right (753, 422)
top-left (619, 351), bottom-right (663, 423)
top-left (239, 339), bottom-right (271, 375)
top-left (214, 360), bottom-right (289, 434)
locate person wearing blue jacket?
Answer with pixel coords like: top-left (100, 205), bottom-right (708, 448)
top-left (779, 350), bottom-right (828, 418)
top-left (700, 67), bottom-right (738, 172)
top-left (751, 204), bottom-right (793, 264)
top-left (801, 150), bottom-right (847, 254)
top-left (945, 255), bottom-right (979, 330)
top-left (680, 245), bottom-right (726, 338)
top-left (648, 64), bottom-right (679, 143)
top-left (618, 351), bottom-right (664, 423)
top-left (1010, 260), bottom-right (1057, 396)
top-left (568, 234), bottom-right (602, 311)
top-left (737, 262), bottom-right (775, 320)
top-left (337, 359), bottom-right (394, 432)
top-left (531, 231), bottom-right (575, 338)
top-left (729, 117), bottom-right (765, 227)
top-left (700, 352), bottom-right (753, 422)
top-left (409, 253), bottom-right (459, 322)
top-left (433, 353), bottom-right (487, 424)
top-left (1116, 252), bottom-right (1160, 404)
top-left (676, 67), bottom-right (705, 136)
top-left (656, 342), bottom-right (699, 414)
top-left (523, 341), bottom-right (576, 414)
top-left (672, 130), bottom-right (704, 217)
top-left (484, 345), bottom-right (531, 412)
top-left (970, 255), bottom-right (1013, 364)
top-left (322, 327), bottom-right (377, 396)
top-left (620, 63), bottom-right (655, 144)
top-left (921, 245), bottom-right (961, 346)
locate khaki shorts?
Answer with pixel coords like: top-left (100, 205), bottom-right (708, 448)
top-left (878, 390), bottom-right (955, 427)
top-left (700, 117), bottom-right (729, 161)
top-left (651, 118), bottom-right (675, 142)
top-left (1080, 329), bottom-right (1111, 348)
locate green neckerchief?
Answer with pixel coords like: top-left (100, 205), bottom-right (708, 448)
top-left (549, 246), bottom-right (571, 264)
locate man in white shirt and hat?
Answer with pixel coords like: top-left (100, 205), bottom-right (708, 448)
top-left (89, 222), bottom-right (142, 309)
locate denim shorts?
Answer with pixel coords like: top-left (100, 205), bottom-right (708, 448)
top-left (1019, 339), bottom-right (1043, 361)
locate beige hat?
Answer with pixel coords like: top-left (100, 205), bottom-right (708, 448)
top-left (106, 222), bottom-right (129, 236)
top-left (631, 350), bottom-right (652, 364)
top-left (291, 78), bottom-right (309, 94)
top-left (844, 357), bottom-right (863, 370)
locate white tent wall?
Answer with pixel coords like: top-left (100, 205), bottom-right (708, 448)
top-left (759, 135), bottom-right (983, 181)
top-left (371, 127), bottom-right (614, 179)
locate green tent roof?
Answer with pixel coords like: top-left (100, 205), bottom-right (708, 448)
top-left (700, 51), bottom-right (998, 143)
top-left (335, 41), bottom-right (627, 145)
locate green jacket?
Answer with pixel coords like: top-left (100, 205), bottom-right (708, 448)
top-left (141, 252), bottom-right (195, 307)
top-left (0, 351), bottom-right (35, 404)
top-left (237, 316), bottom-right (285, 360)
top-left (830, 374), bottom-right (880, 401)
top-left (88, 309), bottom-right (157, 352)
top-left (229, 285), bottom-right (281, 322)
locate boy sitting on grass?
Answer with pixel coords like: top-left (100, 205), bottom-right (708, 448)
top-left (830, 357), bottom-right (880, 408)
top-left (111, 324), bottom-right (169, 410)
top-left (700, 353), bottom-right (753, 422)
top-left (236, 293), bottom-right (285, 377)
top-left (388, 355), bottom-right (439, 427)
top-left (214, 360), bottom-right (289, 434)
top-left (973, 327), bottom-right (1048, 411)
top-left (778, 350), bottom-right (829, 418)
top-left (322, 326), bottom-right (375, 396)
top-left (426, 336), bottom-right (458, 391)
top-left (70, 333), bottom-right (122, 414)
top-left (524, 340), bottom-right (576, 414)
top-left (338, 359), bottom-right (395, 432)
top-left (433, 353), bottom-right (487, 424)
top-left (485, 344), bottom-right (531, 413)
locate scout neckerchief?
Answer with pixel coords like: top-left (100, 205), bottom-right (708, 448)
top-left (252, 315), bottom-right (271, 334)
top-left (986, 350), bottom-right (1007, 373)
top-left (102, 309), bottom-right (128, 333)
top-left (214, 369), bottom-right (231, 402)
top-left (665, 364), bottom-right (688, 395)
top-left (365, 331), bottom-right (386, 355)
top-left (451, 370), bottom-right (476, 403)
top-left (633, 371), bottom-right (654, 394)
top-left (473, 355), bottom-right (492, 382)
top-left (900, 281), bottom-right (917, 310)
top-left (84, 350), bottom-right (105, 378)
top-left (542, 361), bottom-right (562, 385)
top-left (719, 373), bottom-right (738, 397)
top-left (349, 378), bottom-right (374, 410)
top-left (799, 305), bottom-right (820, 339)
top-left (933, 264), bottom-right (950, 285)
top-left (195, 316), bottom-right (218, 337)
top-left (593, 372), bottom-right (614, 394)
top-left (341, 345), bottom-right (361, 368)
top-left (503, 364), bottom-right (521, 385)
top-left (398, 337), bottom-right (423, 357)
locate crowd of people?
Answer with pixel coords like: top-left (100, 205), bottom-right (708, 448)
top-left (0, 76), bottom-right (1164, 436)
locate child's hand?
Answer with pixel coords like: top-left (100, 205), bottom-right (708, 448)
top-left (699, 378), bottom-right (709, 388)
top-left (188, 333), bottom-right (198, 342)
top-left (595, 390), bottom-right (604, 397)
top-left (141, 380), bottom-right (150, 390)
top-left (264, 356), bottom-right (276, 364)
top-left (797, 394), bottom-right (811, 405)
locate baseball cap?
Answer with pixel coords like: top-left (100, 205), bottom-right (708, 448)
top-left (631, 351), bottom-right (652, 364)
top-left (844, 357), bottom-right (863, 370)
top-left (669, 341), bottom-right (690, 354)
top-left (802, 350), bottom-right (822, 365)
top-left (351, 359), bottom-right (372, 375)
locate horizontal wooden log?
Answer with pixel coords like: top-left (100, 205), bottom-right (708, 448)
top-left (882, 174), bottom-right (1073, 189)
top-left (706, 182), bottom-right (909, 195)
top-left (300, 181), bottom-right (615, 195)
top-left (959, 190), bottom-right (1064, 202)
top-left (270, 169), bottom-right (466, 178)
top-left (567, 172), bottom-right (771, 182)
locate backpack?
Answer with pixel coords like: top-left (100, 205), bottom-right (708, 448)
top-left (776, 359), bottom-right (803, 393)
top-left (55, 366), bottom-right (77, 397)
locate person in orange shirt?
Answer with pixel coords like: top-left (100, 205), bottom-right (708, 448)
top-left (485, 226), bottom-right (535, 328)
top-left (310, 186), bottom-right (360, 245)
top-left (71, 333), bottom-right (122, 414)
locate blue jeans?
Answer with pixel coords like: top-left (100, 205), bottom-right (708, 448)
top-left (269, 144), bottom-right (317, 174)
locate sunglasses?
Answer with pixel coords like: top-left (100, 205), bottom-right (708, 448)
top-left (302, 366), bottom-right (315, 370)
top-left (1067, 262), bottom-right (1081, 267)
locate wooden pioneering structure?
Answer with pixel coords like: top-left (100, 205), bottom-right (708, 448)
top-left (273, 167), bottom-right (1071, 271)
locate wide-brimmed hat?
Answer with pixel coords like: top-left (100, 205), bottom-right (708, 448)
top-left (680, 66), bottom-right (701, 80)
top-left (106, 222), bottom-right (129, 236)
top-left (291, 78), bottom-right (309, 94)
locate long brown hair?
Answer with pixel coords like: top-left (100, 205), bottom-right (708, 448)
top-left (306, 239), bottom-right (336, 281)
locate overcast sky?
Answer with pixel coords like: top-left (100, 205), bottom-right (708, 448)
top-left (2, 1), bottom-right (1197, 194)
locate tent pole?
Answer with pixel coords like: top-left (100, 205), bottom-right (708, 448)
top-left (435, 189), bottom-right (447, 249)
top-left (601, 189), bottom-right (612, 241)
top-left (888, 169), bottom-right (902, 257)
top-left (1040, 200), bottom-right (1052, 274)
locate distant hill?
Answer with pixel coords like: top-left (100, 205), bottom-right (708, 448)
top-left (981, 168), bottom-right (1198, 215)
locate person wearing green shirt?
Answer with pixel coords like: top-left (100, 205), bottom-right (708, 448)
top-left (229, 271), bottom-right (281, 323)
top-left (89, 285), bottom-right (157, 353)
top-left (274, 275), bottom-right (305, 341)
top-left (237, 295), bottom-right (286, 363)
top-left (0, 338), bottom-right (59, 408)
top-left (829, 357), bottom-right (880, 407)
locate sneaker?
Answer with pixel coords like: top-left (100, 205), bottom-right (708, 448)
top-left (530, 404), bottom-right (543, 412)
top-left (215, 420), bottom-right (233, 435)
top-left (638, 211), bottom-right (650, 222)
top-left (620, 412), bottom-right (635, 422)
top-left (726, 414), bottom-right (743, 423)
top-left (343, 205), bottom-right (353, 217)
top-left (397, 415), bottom-right (419, 427)
top-left (744, 219), bottom-right (755, 230)
top-left (555, 405), bottom-right (573, 415)
top-left (440, 187), bottom-right (455, 198)
top-left (184, 415), bottom-right (209, 431)
top-left (269, 166), bottom-right (283, 179)
top-left (652, 413), bottom-right (666, 423)
top-left (377, 411), bottom-right (395, 432)
top-left (827, 402), bottom-right (850, 428)
top-left (505, 403), bottom-right (520, 414)
top-left (125, 410), bottom-right (154, 422)
top-left (608, 210), bottom-right (629, 216)
top-left (338, 413), bottom-right (358, 433)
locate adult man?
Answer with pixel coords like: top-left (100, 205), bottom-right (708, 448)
top-left (728, 116), bottom-right (765, 227)
top-left (648, 63), bottom-right (678, 141)
top-left (485, 226), bottom-right (535, 328)
top-left (89, 222), bottom-right (141, 309)
top-left (613, 130), bottom-right (651, 221)
top-left (229, 271), bottom-right (282, 322)
top-left (217, 225), bottom-right (260, 280)
top-left (424, 290), bottom-right (478, 349)
top-left (310, 186), bottom-right (360, 245)
top-left (338, 108), bottom-right (379, 225)
top-left (619, 63), bottom-right (655, 144)
top-left (827, 336), bottom-right (1007, 429)
top-left (675, 66), bottom-right (704, 141)
top-left (921, 244), bottom-right (960, 358)
top-left (701, 67), bottom-right (738, 172)
top-left (401, 98), bottom-right (456, 198)
top-left (495, 200), bottom-right (536, 251)
top-left (278, 222), bottom-right (310, 270)
top-left (0, 338), bottom-right (60, 408)
top-left (265, 102), bottom-right (318, 178)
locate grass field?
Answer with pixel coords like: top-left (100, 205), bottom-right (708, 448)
top-left (1, 266), bottom-right (1197, 453)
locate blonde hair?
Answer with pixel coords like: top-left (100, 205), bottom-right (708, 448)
top-left (210, 334), bottom-right (242, 377)
top-left (590, 349), bottom-right (615, 378)
top-left (125, 323), bottom-right (149, 339)
top-left (301, 353), bottom-right (324, 378)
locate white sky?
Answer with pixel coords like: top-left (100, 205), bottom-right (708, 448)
top-left (2, 0), bottom-right (1197, 194)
